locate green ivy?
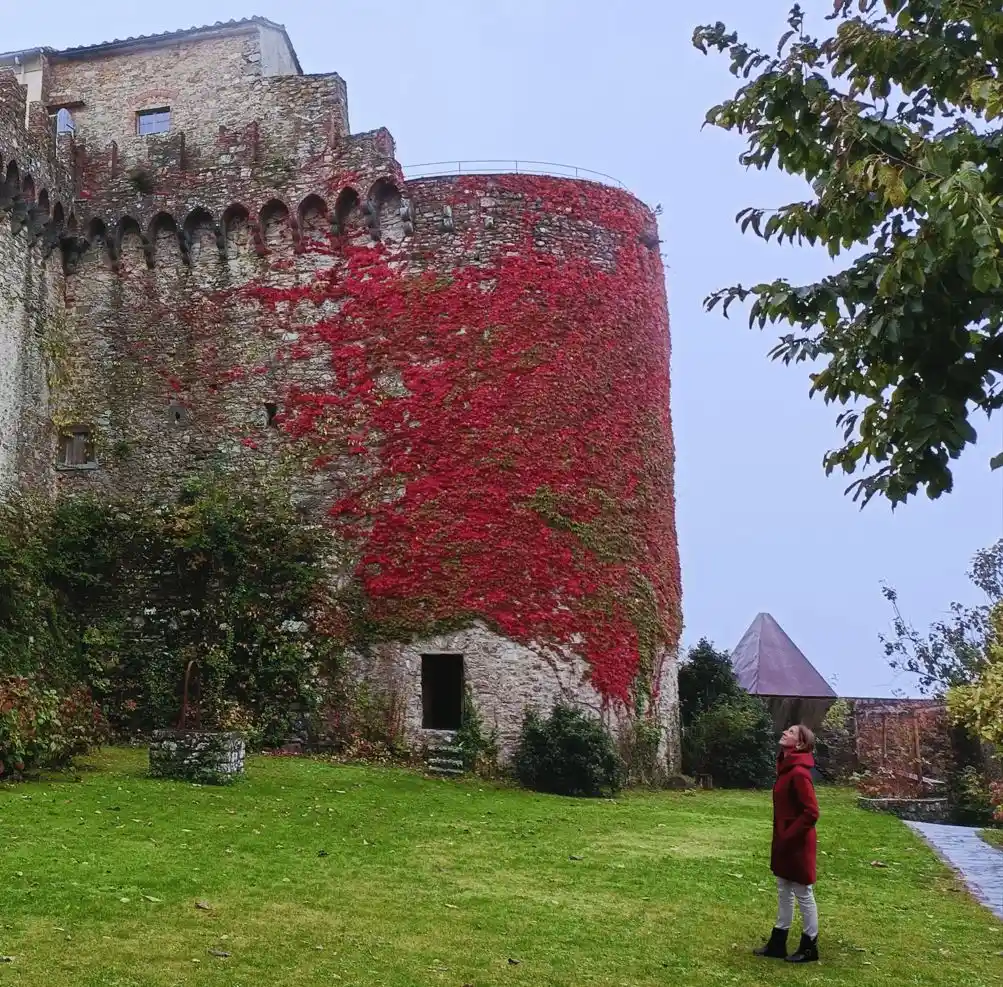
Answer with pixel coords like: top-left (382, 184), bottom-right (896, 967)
top-left (0, 478), bottom-right (340, 747)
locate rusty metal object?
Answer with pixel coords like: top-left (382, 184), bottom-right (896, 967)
top-left (178, 659), bottom-right (202, 731)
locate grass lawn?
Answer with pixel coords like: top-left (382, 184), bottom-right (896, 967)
top-left (981, 829), bottom-right (1003, 851)
top-left (0, 749), bottom-right (999, 986)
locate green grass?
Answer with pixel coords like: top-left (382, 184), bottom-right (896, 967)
top-left (981, 828), bottom-right (1003, 851)
top-left (0, 748), bottom-right (999, 986)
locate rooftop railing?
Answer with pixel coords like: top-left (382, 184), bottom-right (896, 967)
top-left (402, 159), bottom-right (627, 190)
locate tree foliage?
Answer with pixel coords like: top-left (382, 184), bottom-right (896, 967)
top-left (678, 639), bottom-right (777, 788)
top-left (694, 1), bottom-right (1003, 505)
top-left (683, 694), bottom-right (778, 789)
top-left (678, 638), bottom-right (743, 727)
top-left (881, 538), bottom-right (1003, 692)
top-left (947, 601), bottom-right (1003, 745)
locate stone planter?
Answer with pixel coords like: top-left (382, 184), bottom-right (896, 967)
top-left (149, 729), bottom-right (246, 785)
top-left (858, 796), bottom-right (950, 824)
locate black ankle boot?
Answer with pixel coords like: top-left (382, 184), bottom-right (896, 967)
top-left (753, 927), bottom-right (788, 959)
top-left (785, 932), bottom-right (819, 963)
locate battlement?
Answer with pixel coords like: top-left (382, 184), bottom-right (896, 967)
top-left (0, 71), bottom-right (79, 249)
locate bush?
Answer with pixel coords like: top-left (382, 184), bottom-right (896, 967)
top-left (0, 677), bottom-right (107, 779)
top-left (950, 765), bottom-right (994, 826)
top-left (815, 698), bottom-right (857, 782)
top-left (991, 780), bottom-right (1003, 825)
top-left (947, 724), bottom-right (993, 825)
top-left (682, 693), bottom-right (776, 789)
top-left (455, 686), bottom-right (499, 775)
top-left (513, 704), bottom-right (622, 797)
top-left (0, 480), bottom-right (340, 745)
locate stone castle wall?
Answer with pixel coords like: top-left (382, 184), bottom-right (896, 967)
top-left (0, 71), bottom-right (75, 497)
top-left (0, 29), bottom-right (681, 764)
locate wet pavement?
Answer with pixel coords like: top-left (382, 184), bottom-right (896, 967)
top-left (907, 821), bottom-right (1003, 921)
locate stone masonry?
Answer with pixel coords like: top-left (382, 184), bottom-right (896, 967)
top-left (0, 17), bottom-right (680, 768)
top-left (149, 729), bottom-right (246, 784)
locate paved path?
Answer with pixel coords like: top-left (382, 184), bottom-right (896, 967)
top-left (907, 822), bottom-right (1003, 920)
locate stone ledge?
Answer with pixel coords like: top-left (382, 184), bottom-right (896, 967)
top-left (858, 796), bottom-right (950, 824)
top-left (149, 729), bottom-right (246, 785)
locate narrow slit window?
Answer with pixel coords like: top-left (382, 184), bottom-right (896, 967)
top-left (264, 402), bottom-right (279, 428)
top-left (59, 426), bottom-right (96, 468)
top-left (138, 108), bottom-right (171, 136)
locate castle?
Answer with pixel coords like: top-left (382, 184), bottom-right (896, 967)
top-left (0, 17), bottom-right (681, 764)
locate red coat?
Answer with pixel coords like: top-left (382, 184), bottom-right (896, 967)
top-left (770, 751), bottom-right (820, 886)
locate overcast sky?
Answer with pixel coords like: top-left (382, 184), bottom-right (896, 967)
top-left (7, 1), bottom-right (1000, 696)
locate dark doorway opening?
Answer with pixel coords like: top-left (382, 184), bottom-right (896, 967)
top-left (421, 653), bottom-right (464, 730)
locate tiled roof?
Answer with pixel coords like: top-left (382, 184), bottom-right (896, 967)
top-left (53, 17), bottom-right (302, 73)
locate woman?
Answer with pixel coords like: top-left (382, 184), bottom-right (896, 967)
top-left (754, 723), bottom-right (820, 964)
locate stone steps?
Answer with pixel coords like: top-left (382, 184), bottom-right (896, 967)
top-left (425, 734), bottom-right (466, 779)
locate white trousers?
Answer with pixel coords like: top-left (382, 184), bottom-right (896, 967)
top-left (775, 877), bottom-right (819, 938)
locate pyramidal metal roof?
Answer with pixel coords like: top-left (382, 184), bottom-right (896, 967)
top-left (731, 612), bottom-right (837, 699)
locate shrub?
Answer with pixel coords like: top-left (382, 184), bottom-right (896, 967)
top-left (513, 704), bottom-right (622, 797)
top-left (0, 480), bottom-right (340, 746)
top-left (0, 677), bottom-right (107, 779)
top-left (455, 686), bottom-right (499, 775)
top-left (682, 693), bottom-right (776, 789)
top-left (815, 698), bottom-right (857, 782)
top-left (949, 764), bottom-right (994, 826)
top-left (991, 780), bottom-right (1003, 825)
top-left (946, 724), bottom-right (993, 825)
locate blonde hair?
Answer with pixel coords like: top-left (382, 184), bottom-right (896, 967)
top-left (792, 724), bottom-right (816, 753)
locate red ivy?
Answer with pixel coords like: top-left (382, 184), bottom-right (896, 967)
top-left (204, 177), bottom-right (677, 705)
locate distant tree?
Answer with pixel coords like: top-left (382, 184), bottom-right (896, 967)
top-left (948, 602), bottom-right (1003, 746)
top-left (678, 638), bottom-right (742, 727)
top-left (694, 2), bottom-right (1003, 506)
top-left (882, 539), bottom-right (1003, 693)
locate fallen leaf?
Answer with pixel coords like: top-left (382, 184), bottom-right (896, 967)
top-left (119, 897), bottom-right (131, 903)
top-left (870, 861), bottom-right (888, 868)
top-left (143, 895), bottom-right (162, 903)
top-left (569, 855), bottom-right (584, 861)
top-left (508, 958), bottom-right (521, 965)
top-left (208, 949), bottom-right (231, 958)
top-left (195, 900), bottom-right (212, 911)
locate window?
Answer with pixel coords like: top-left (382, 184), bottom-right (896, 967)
top-left (59, 426), bottom-right (96, 468)
top-left (264, 402), bottom-right (279, 428)
top-left (137, 108), bottom-right (171, 136)
top-left (421, 654), bottom-right (464, 730)
top-left (55, 108), bottom-right (75, 135)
